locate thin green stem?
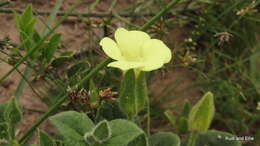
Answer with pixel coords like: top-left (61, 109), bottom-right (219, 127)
top-left (0, 8), bottom-right (155, 18)
top-left (147, 97), bottom-right (151, 136)
top-left (14, 65), bottom-right (32, 98)
top-left (0, 58), bottom-right (43, 99)
top-left (78, 58), bottom-right (113, 88)
top-left (140, 0), bottom-right (181, 31)
top-left (108, 0), bottom-right (118, 12)
top-left (112, 11), bottom-right (140, 29)
top-left (19, 0), bottom-right (180, 143)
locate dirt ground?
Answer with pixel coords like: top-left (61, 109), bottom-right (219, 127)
top-left (0, 0), bottom-right (200, 144)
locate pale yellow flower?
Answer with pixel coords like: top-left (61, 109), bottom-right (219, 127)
top-left (100, 28), bottom-right (172, 72)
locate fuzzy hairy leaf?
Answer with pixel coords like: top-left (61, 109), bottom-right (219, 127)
top-left (15, 4), bottom-right (37, 52)
top-left (149, 132), bottom-right (180, 146)
top-left (127, 133), bottom-right (148, 146)
top-left (188, 92), bottom-right (215, 133)
top-left (0, 101), bottom-right (8, 123)
top-left (49, 111), bottom-right (95, 146)
top-left (102, 119), bottom-right (146, 146)
top-left (92, 120), bottom-right (111, 143)
top-left (44, 34), bottom-right (61, 63)
top-left (39, 130), bottom-right (56, 146)
top-left (0, 122), bottom-right (9, 140)
top-left (95, 101), bottom-right (126, 122)
top-left (4, 98), bottom-right (22, 126)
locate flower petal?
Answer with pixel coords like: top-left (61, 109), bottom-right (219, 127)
top-left (108, 61), bottom-right (144, 71)
top-left (100, 37), bottom-right (122, 60)
top-left (141, 61), bottom-right (164, 71)
top-left (141, 39), bottom-right (172, 63)
top-left (115, 28), bottom-right (150, 61)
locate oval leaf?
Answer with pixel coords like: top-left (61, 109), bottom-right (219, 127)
top-left (149, 132), bottom-right (181, 146)
top-left (188, 92), bottom-right (215, 133)
top-left (102, 119), bottom-right (146, 146)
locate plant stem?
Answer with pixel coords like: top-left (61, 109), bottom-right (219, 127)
top-left (0, 57), bottom-right (43, 99)
top-left (147, 96), bottom-right (151, 136)
top-left (14, 65), bottom-right (32, 99)
top-left (18, 0), bottom-right (181, 143)
top-left (187, 132), bottom-right (198, 146)
top-left (0, 8), bottom-right (154, 18)
top-left (140, 0), bottom-right (181, 31)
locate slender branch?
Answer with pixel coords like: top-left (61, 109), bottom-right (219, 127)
top-left (0, 7), bottom-right (154, 18)
top-left (0, 58), bottom-right (43, 99)
top-left (14, 66), bottom-right (32, 98)
top-left (140, 0), bottom-right (181, 31)
top-left (147, 94), bottom-right (151, 136)
top-left (23, 107), bottom-right (46, 114)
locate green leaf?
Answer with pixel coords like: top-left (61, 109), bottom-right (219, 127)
top-left (188, 92), bottom-right (215, 133)
top-left (84, 132), bottom-right (98, 146)
top-left (49, 111), bottom-right (94, 136)
top-left (164, 110), bottom-right (176, 126)
top-left (102, 119), bottom-right (146, 146)
top-left (49, 111), bottom-right (95, 146)
top-left (119, 70), bottom-right (148, 119)
top-left (3, 98), bottom-right (22, 139)
top-left (127, 133), bottom-right (148, 146)
top-left (4, 98), bottom-right (22, 125)
top-left (92, 120), bottom-right (111, 143)
top-left (95, 101), bottom-right (126, 122)
top-left (0, 122), bottom-right (9, 140)
top-left (149, 132), bottom-right (181, 146)
top-left (15, 4), bottom-right (37, 52)
top-left (84, 120), bottom-right (112, 145)
top-left (182, 101), bottom-right (190, 117)
top-left (20, 4), bottom-right (33, 24)
top-left (32, 30), bottom-right (42, 44)
top-left (177, 116), bottom-right (188, 134)
top-left (38, 130), bottom-right (56, 146)
top-left (0, 101), bottom-right (8, 122)
top-left (44, 34), bottom-right (61, 63)
top-left (195, 130), bottom-right (242, 146)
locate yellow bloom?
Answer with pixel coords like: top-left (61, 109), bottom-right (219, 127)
top-left (100, 28), bottom-right (172, 72)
